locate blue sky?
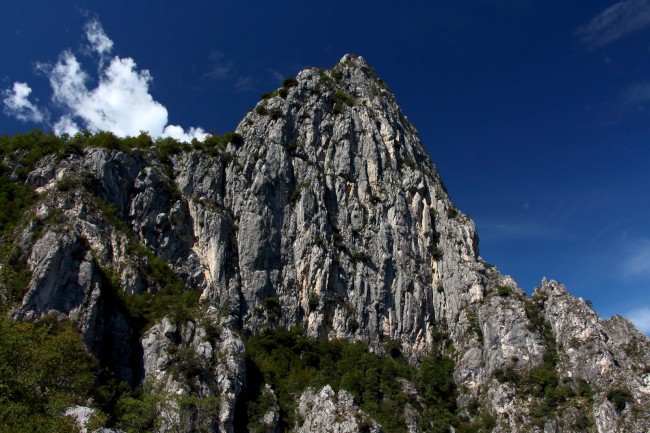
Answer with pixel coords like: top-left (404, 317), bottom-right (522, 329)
top-left (2, 1), bottom-right (649, 333)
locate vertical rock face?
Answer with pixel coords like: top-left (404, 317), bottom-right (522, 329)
top-left (3, 54), bottom-right (649, 432)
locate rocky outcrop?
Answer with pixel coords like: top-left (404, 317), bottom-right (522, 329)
top-left (539, 279), bottom-right (650, 433)
top-left (3, 54), bottom-right (648, 432)
top-left (141, 312), bottom-right (245, 433)
top-left (296, 386), bottom-right (382, 433)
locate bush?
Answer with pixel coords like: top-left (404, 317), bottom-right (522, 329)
top-left (269, 108), bottom-right (283, 120)
top-left (607, 388), bottom-right (634, 412)
top-left (447, 207), bottom-right (458, 219)
top-left (88, 130), bottom-right (123, 150)
top-left (467, 311), bottom-right (483, 343)
top-left (263, 295), bottom-right (281, 321)
top-left (351, 251), bottom-right (372, 265)
top-left (331, 90), bottom-right (356, 115)
top-left (308, 292), bottom-right (319, 311)
top-left (496, 285), bottom-right (511, 297)
top-left (282, 77), bottom-right (298, 88)
top-left (223, 131), bottom-right (244, 146)
top-left (494, 366), bottom-right (520, 385)
top-left (290, 181), bottom-right (309, 204)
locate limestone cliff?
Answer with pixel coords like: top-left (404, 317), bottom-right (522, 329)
top-left (1, 55), bottom-right (648, 432)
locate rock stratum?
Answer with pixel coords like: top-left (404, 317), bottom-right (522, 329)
top-left (0, 55), bottom-right (648, 433)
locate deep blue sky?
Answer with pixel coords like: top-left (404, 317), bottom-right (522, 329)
top-left (2, 1), bottom-right (649, 332)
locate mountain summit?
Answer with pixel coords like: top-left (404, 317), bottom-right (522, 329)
top-left (1, 54), bottom-right (648, 432)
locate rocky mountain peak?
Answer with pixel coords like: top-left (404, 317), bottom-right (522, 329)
top-left (0, 56), bottom-right (648, 432)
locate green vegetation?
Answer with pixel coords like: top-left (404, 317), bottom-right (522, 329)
top-left (263, 295), bottom-right (281, 321)
top-left (0, 177), bottom-right (35, 237)
top-left (402, 157), bottom-right (418, 171)
top-left (308, 292), bottom-right (319, 311)
top-left (289, 180), bottom-right (310, 204)
top-left (0, 243), bottom-right (33, 306)
top-left (466, 311), bottom-right (484, 343)
top-left (97, 379), bottom-right (222, 433)
top-left (0, 129), bottom-right (243, 177)
top-left (255, 104), bottom-right (269, 116)
top-left (331, 90), bottom-right (356, 114)
top-left (235, 327), bottom-right (460, 433)
top-left (282, 77), bottom-right (298, 88)
top-left (496, 285), bottom-right (511, 297)
top-left (196, 131), bottom-right (243, 159)
top-left (0, 317), bottom-right (99, 432)
top-left (269, 108), bottom-right (283, 120)
top-left (351, 250), bottom-right (372, 265)
top-left (607, 388), bottom-right (634, 412)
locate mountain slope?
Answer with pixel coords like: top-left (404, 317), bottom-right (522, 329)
top-left (0, 54), bottom-right (648, 433)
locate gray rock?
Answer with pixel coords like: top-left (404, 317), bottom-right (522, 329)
top-left (296, 385), bottom-right (382, 433)
top-left (64, 406), bottom-right (96, 433)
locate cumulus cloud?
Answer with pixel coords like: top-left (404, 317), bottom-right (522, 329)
top-left (2, 82), bottom-right (46, 123)
top-left (2, 19), bottom-right (208, 142)
top-left (48, 51), bottom-right (169, 137)
top-left (577, 0), bottom-right (650, 48)
top-left (625, 307), bottom-right (650, 334)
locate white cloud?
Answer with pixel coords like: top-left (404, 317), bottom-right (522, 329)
top-left (622, 82), bottom-right (650, 107)
top-left (2, 19), bottom-right (208, 142)
top-left (620, 240), bottom-right (650, 279)
top-left (577, 0), bottom-right (650, 48)
top-left (85, 19), bottom-right (113, 56)
top-left (53, 115), bottom-right (80, 136)
top-left (203, 50), bottom-right (254, 91)
top-left (234, 76), bottom-right (254, 91)
top-left (267, 69), bottom-right (285, 85)
top-left (49, 52), bottom-right (170, 137)
top-left (162, 124), bottom-right (209, 142)
top-left (49, 51), bottom-right (88, 110)
top-left (204, 50), bottom-right (234, 80)
top-left (2, 82), bottom-right (46, 123)
top-left (625, 307), bottom-right (650, 333)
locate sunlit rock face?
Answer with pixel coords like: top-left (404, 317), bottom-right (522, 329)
top-left (8, 55), bottom-right (649, 432)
